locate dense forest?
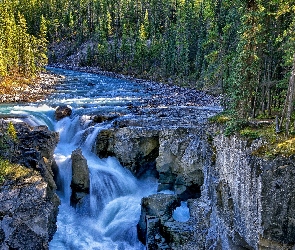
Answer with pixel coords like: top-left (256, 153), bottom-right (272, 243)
top-left (1, 0), bottom-right (295, 130)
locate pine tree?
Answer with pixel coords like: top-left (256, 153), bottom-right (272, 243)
top-left (36, 15), bottom-right (48, 71)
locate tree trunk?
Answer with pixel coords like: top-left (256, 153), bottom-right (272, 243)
top-left (280, 53), bottom-right (295, 134)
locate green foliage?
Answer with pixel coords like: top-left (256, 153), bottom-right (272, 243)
top-left (7, 122), bottom-right (17, 142)
top-left (0, 1), bottom-right (48, 84)
top-left (0, 121), bottom-right (18, 160)
top-left (239, 128), bottom-right (260, 140)
top-left (249, 124), bottom-right (295, 158)
top-left (0, 158), bottom-right (31, 184)
top-left (224, 119), bottom-right (249, 137)
top-left (209, 114), bottom-right (231, 124)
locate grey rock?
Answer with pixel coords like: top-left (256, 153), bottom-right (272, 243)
top-left (137, 193), bottom-right (180, 246)
top-left (96, 127), bottom-right (159, 178)
top-left (0, 122), bottom-right (59, 193)
top-left (92, 113), bottom-right (120, 123)
top-left (0, 121), bottom-right (60, 250)
top-left (206, 133), bottom-right (295, 249)
top-left (71, 148), bottom-right (90, 205)
top-left (0, 174), bottom-right (59, 250)
top-left (156, 128), bottom-right (206, 199)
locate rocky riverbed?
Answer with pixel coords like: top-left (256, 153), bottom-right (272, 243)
top-left (49, 63), bottom-right (221, 109)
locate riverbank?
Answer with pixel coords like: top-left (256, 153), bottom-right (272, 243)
top-left (0, 63), bottom-right (221, 108)
top-left (49, 63), bottom-right (221, 109)
top-left (0, 72), bottom-right (63, 103)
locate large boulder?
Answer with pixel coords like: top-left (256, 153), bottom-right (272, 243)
top-left (55, 105), bottom-right (72, 121)
top-left (0, 122), bottom-right (59, 194)
top-left (0, 121), bottom-right (60, 249)
top-left (92, 113), bottom-right (120, 123)
top-left (137, 193), bottom-right (180, 247)
top-left (96, 127), bottom-right (159, 178)
top-left (70, 148), bottom-right (90, 205)
top-left (156, 128), bottom-right (207, 199)
top-left (0, 173), bottom-right (60, 250)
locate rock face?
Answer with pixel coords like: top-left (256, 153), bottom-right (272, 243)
top-left (95, 124), bottom-right (206, 199)
top-left (156, 128), bottom-right (205, 200)
top-left (137, 194), bottom-right (180, 245)
top-left (0, 121), bottom-right (60, 250)
top-left (0, 173), bottom-right (60, 250)
top-left (95, 116), bottom-right (295, 249)
top-left (260, 156), bottom-right (295, 247)
top-left (96, 127), bottom-right (160, 178)
top-left (55, 105), bottom-right (72, 120)
top-left (70, 148), bottom-right (90, 205)
top-left (205, 133), bottom-right (295, 249)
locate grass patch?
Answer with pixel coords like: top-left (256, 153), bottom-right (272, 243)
top-left (235, 124), bottom-right (295, 158)
top-left (210, 113), bottom-right (295, 158)
top-left (209, 113), bottom-right (231, 124)
top-left (0, 158), bottom-right (32, 184)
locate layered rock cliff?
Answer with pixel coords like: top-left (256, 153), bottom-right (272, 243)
top-left (206, 133), bottom-right (295, 249)
top-left (95, 115), bottom-right (295, 249)
top-left (0, 121), bottom-right (60, 250)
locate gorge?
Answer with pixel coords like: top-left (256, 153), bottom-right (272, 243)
top-left (0, 67), bottom-right (294, 250)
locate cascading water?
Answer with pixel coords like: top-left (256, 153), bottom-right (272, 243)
top-left (0, 67), bottom-right (222, 249)
top-left (0, 67), bottom-right (159, 250)
top-left (50, 114), bottom-right (157, 250)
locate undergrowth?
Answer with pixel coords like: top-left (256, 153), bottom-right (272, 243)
top-left (0, 158), bottom-right (32, 184)
top-left (210, 112), bottom-right (295, 158)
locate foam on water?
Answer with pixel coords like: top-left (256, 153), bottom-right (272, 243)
top-left (49, 112), bottom-right (157, 250)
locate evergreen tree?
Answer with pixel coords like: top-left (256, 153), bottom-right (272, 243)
top-left (36, 15), bottom-right (48, 71)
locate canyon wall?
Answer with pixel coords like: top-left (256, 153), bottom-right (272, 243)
top-left (95, 120), bottom-right (295, 249)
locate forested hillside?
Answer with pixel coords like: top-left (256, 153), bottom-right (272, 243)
top-left (1, 0), bottom-right (295, 127)
top-left (0, 1), bottom-right (47, 78)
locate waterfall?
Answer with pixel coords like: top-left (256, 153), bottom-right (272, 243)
top-left (49, 114), bottom-right (157, 250)
top-left (0, 68), bottom-right (161, 249)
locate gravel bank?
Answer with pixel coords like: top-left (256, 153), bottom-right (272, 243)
top-left (0, 72), bottom-right (63, 103)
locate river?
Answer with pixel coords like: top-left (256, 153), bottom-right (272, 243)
top-left (0, 67), bottom-right (221, 249)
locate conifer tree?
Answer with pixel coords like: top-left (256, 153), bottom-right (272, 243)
top-left (36, 15), bottom-right (48, 71)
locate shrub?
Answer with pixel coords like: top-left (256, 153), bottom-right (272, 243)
top-left (0, 158), bottom-right (31, 184)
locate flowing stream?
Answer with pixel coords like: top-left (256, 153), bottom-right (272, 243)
top-left (0, 68), bottom-right (159, 249)
top-left (0, 67), bottom-right (221, 249)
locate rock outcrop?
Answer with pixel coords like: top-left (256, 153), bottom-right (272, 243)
top-left (92, 113), bottom-right (120, 123)
top-left (156, 128), bottom-right (205, 200)
top-left (137, 193), bottom-right (180, 246)
top-left (55, 105), bottom-right (72, 121)
top-left (205, 133), bottom-right (295, 249)
top-left (0, 121), bottom-right (60, 250)
top-left (0, 172), bottom-right (60, 250)
top-left (70, 148), bottom-right (90, 205)
top-left (138, 131), bottom-right (295, 250)
top-left (94, 114), bottom-right (295, 249)
top-left (96, 126), bottom-right (160, 178)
